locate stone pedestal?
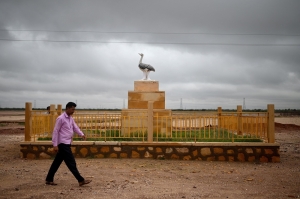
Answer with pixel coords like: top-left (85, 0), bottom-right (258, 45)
top-left (121, 109), bottom-right (172, 136)
top-left (134, 81), bottom-right (159, 91)
top-left (122, 80), bottom-right (171, 137)
top-left (128, 81), bottom-right (165, 109)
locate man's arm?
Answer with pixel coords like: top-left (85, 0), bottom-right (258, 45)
top-left (72, 119), bottom-right (86, 140)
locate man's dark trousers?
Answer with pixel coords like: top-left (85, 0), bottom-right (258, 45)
top-left (46, 143), bottom-right (84, 182)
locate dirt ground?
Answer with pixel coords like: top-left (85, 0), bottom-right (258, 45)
top-left (0, 114), bottom-right (299, 199)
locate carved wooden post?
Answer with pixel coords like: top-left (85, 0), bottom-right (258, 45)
top-left (237, 105), bottom-right (242, 135)
top-left (147, 101), bottom-right (154, 142)
top-left (267, 104), bottom-right (275, 143)
top-left (25, 102), bottom-right (32, 141)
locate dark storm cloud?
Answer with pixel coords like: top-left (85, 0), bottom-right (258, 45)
top-left (0, 0), bottom-right (299, 109)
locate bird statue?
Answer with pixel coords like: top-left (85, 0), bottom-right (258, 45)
top-left (138, 53), bottom-right (155, 80)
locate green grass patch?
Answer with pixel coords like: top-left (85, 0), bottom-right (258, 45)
top-left (153, 130), bottom-right (262, 142)
top-left (37, 137), bottom-right (52, 140)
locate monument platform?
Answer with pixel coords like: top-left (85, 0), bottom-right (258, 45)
top-left (128, 81), bottom-right (165, 109)
top-left (121, 109), bottom-right (172, 135)
top-left (122, 80), bottom-right (171, 136)
top-left (134, 80), bottom-right (159, 91)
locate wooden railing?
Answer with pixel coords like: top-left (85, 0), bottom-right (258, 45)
top-left (24, 103), bottom-right (275, 143)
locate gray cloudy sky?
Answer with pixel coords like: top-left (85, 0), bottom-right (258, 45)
top-left (0, 0), bottom-right (299, 109)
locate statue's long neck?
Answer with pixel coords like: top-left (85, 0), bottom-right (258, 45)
top-left (139, 56), bottom-right (143, 64)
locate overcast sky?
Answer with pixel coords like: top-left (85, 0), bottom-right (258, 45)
top-left (0, 0), bottom-right (299, 110)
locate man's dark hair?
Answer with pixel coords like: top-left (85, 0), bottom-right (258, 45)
top-left (66, 102), bottom-right (77, 109)
top-left (47, 106), bottom-right (50, 110)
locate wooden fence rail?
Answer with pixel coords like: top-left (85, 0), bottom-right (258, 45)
top-left (24, 103), bottom-right (275, 143)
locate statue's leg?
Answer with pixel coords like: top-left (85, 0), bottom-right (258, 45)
top-left (145, 72), bottom-right (148, 80)
top-left (146, 71), bottom-right (151, 80)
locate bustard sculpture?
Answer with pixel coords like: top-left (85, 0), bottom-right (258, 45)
top-left (138, 53), bottom-right (155, 80)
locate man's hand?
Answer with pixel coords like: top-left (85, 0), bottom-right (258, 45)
top-left (53, 146), bottom-right (58, 153)
top-left (82, 135), bottom-right (86, 141)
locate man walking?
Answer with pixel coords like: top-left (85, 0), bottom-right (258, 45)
top-left (45, 102), bottom-right (92, 186)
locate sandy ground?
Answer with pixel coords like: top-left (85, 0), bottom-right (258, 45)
top-left (0, 113), bottom-right (299, 198)
top-left (275, 117), bottom-right (300, 126)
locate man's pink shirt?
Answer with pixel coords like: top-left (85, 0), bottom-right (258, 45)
top-left (52, 112), bottom-right (84, 147)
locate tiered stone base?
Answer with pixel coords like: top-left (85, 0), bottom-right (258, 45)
top-left (121, 109), bottom-right (172, 135)
top-left (128, 81), bottom-right (165, 109)
top-left (20, 141), bottom-right (280, 162)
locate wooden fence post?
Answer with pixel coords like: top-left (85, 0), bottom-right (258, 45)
top-left (25, 102), bottom-right (32, 141)
top-left (147, 101), bottom-right (154, 142)
top-left (217, 107), bottom-right (222, 128)
top-left (49, 104), bottom-right (56, 133)
top-left (237, 105), bottom-right (242, 135)
top-left (57, 104), bottom-right (62, 115)
top-left (267, 104), bottom-right (275, 143)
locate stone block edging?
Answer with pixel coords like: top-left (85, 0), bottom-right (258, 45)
top-left (20, 141), bottom-right (280, 162)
